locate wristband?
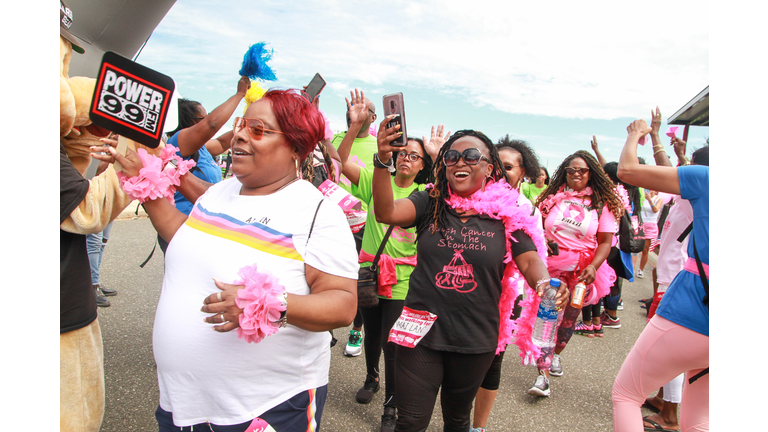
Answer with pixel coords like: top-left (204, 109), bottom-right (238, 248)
top-left (373, 152), bottom-right (396, 173)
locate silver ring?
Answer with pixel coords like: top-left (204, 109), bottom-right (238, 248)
top-left (220, 313), bottom-right (226, 323)
top-left (216, 292), bottom-right (223, 302)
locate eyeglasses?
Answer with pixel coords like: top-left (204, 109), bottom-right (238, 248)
top-left (443, 148), bottom-right (491, 167)
top-left (503, 164), bottom-right (521, 170)
top-left (397, 151), bottom-right (423, 162)
top-left (565, 167), bottom-right (590, 176)
top-left (233, 117), bottom-right (285, 141)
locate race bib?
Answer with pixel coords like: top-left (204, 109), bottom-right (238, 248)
top-left (388, 306), bottom-right (437, 348)
top-left (245, 418), bottom-right (276, 432)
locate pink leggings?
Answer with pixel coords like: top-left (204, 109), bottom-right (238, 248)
top-left (612, 315), bottom-right (709, 432)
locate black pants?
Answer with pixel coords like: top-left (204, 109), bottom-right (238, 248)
top-left (360, 298), bottom-right (404, 408)
top-left (395, 344), bottom-right (495, 432)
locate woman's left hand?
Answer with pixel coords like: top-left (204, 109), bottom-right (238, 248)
top-left (201, 278), bottom-right (244, 332)
top-left (578, 265), bottom-right (597, 286)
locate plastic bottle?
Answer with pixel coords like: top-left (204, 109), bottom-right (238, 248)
top-left (571, 282), bottom-right (586, 308)
top-left (531, 278), bottom-right (562, 349)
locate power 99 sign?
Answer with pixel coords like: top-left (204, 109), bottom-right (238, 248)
top-left (89, 51), bottom-right (175, 148)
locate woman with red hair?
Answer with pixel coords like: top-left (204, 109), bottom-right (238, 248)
top-left (99, 89), bottom-right (360, 431)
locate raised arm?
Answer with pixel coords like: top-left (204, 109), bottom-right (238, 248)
top-left (204, 130), bottom-right (235, 157)
top-left (176, 171), bottom-right (214, 205)
top-left (649, 107), bottom-right (673, 167)
top-left (371, 116), bottom-right (418, 227)
top-left (176, 76), bottom-right (250, 157)
top-left (618, 120), bottom-right (680, 195)
top-left (590, 135), bottom-right (608, 167)
top-left (337, 89), bottom-right (370, 186)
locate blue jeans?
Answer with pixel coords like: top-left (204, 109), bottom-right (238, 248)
top-left (155, 385), bottom-right (328, 432)
top-left (86, 222), bottom-right (112, 285)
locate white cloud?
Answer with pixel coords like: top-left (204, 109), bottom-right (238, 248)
top-left (141, 0), bottom-right (707, 123)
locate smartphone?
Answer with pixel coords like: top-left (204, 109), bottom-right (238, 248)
top-left (382, 92), bottom-right (407, 147)
top-left (303, 73), bottom-right (326, 103)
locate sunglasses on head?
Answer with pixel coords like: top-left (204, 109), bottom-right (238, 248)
top-left (397, 151), bottom-right (423, 162)
top-left (233, 117), bottom-right (285, 141)
top-left (565, 167), bottom-right (590, 175)
top-left (443, 148), bottom-right (491, 167)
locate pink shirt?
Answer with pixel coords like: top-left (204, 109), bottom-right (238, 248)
top-left (544, 196), bottom-right (617, 251)
top-left (656, 196), bottom-right (693, 286)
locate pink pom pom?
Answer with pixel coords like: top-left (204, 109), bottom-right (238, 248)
top-left (116, 145), bottom-right (196, 203)
top-left (233, 263), bottom-right (287, 343)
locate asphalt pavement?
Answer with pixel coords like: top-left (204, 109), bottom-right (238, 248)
top-left (97, 213), bottom-right (659, 432)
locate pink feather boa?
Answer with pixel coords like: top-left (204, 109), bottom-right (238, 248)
top-left (444, 180), bottom-right (548, 357)
top-left (615, 184), bottom-right (631, 212)
top-left (233, 263), bottom-right (287, 344)
top-left (116, 145), bottom-right (196, 204)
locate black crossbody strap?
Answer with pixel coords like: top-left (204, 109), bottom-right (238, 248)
top-left (370, 225), bottom-right (396, 270)
top-left (306, 199), bottom-right (324, 245)
top-left (688, 367), bottom-right (709, 385)
top-left (677, 222), bottom-right (693, 243)
top-left (692, 234), bottom-right (708, 306)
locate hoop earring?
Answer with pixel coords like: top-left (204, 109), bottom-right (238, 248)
top-left (482, 175), bottom-right (489, 192)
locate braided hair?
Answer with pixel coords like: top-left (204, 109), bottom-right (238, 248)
top-left (425, 130), bottom-right (506, 234)
top-left (535, 150), bottom-right (625, 222)
top-left (300, 141), bottom-right (337, 184)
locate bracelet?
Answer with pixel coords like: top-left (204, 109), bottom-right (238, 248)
top-left (233, 263), bottom-right (288, 343)
top-left (653, 148), bottom-right (666, 156)
top-left (373, 152), bottom-right (396, 172)
top-left (116, 145), bottom-right (196, 203)
top-left (587, 264), bottom-right (597, 273)
top-left (534, 278), bottom-right (551, 291)
top-left (272, 292), bottom-right (288, 328)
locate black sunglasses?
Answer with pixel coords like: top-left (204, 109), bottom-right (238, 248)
top-left (564, 167), bottom-right (590, 176)
top-left (397, 151), bottom-right (423, 162)
top-left (443, 148), bottom-right (491, 167)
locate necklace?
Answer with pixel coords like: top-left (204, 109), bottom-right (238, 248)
top-left (275, 177), bottom-right (300, 193)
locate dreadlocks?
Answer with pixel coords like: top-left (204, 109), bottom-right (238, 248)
top-left (426, 130), bottom-right (507, 234)
top-left (535, 150), bottom-right (625, 222)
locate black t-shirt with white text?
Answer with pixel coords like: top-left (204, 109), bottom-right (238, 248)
top-left (405, 190), bottom-right (536, 353)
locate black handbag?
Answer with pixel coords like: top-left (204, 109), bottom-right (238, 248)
top-left (357, 225), bottom-right (395, 308)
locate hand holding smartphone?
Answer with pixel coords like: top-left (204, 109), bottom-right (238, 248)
top-left (382, 92), bottom-right (407, 147)
top-left (303, 73), bottom-right (326, 103)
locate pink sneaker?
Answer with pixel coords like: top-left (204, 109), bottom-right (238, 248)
top-left (574, 321), bottom-right (594, 337)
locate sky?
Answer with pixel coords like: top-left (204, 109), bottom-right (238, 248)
top-left (134, 0), bottom-right (710, 172)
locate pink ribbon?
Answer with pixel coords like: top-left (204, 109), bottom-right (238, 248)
top-left (358, 250), bottom-right (417, 299)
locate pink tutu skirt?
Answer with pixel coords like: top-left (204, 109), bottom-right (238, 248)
top-left (546, 248), bottom-right (617, 306)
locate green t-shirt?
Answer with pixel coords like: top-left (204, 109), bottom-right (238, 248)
top-left (521, 182), bottom-right (547, 203)
top-left (354, 167), bottom-right (426, 300)
top-left (331, 132), bottom-right (379, 212)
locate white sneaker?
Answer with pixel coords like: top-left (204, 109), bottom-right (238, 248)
top-left (344, 329), bottom-right (363, 357)
top-left (637, 269), bottom-right (644, 278)
top-left (549, 353), bottom-right (563, 377)
top-left (528, 373), bottom-right (550, 397)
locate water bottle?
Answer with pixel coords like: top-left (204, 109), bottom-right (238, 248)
top-left (531, 278), bottom-right (562, 349)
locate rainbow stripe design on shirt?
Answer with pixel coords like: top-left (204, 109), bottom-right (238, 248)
top-left (185, 204), bottom-right (303, 261)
